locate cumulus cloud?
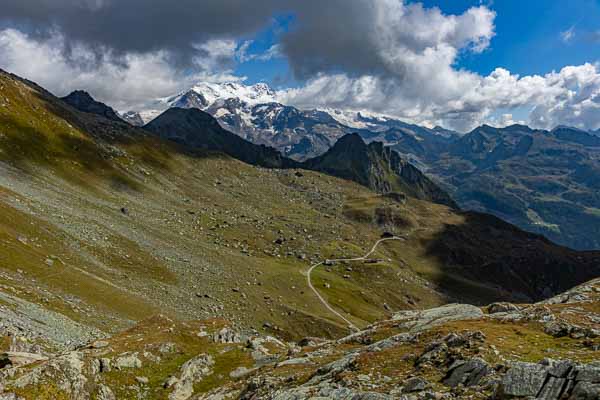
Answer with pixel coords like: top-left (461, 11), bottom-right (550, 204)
top-left (280, 64), bottom-right (600, 132)
top-left (0, 0), bottom-right (599, 132)
top-left (0, 29), bottom-right (241, 111)
top-left (281, 1), bottom-right (495, 80)
top-left (0, 0), bottom-right (284, 65)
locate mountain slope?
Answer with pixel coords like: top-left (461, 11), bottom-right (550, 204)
top-left (152, 82), bottom-right (459, 161)
top-left (303, 133), bottom-right (458, 208)
top-left (61, 90), bottom-right (124, 123)
top-left (421, 124), bottom-right (600, 251)
top-left (3, 280), bottom-right (599, 399)
top-left (141, 107), bottom-right (455, 208)
top-left (140, 82), bottom-right (600, 250)
top-left (144, 107), bottom-right (297, 169)
top-left (1, 68), bottom-right (600, 357)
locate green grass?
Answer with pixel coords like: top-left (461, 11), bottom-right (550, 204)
top-left (0, 69), bottom-right (595, 345)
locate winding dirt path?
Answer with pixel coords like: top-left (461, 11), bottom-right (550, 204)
top-left (306, 237), bottom-right (404, 331)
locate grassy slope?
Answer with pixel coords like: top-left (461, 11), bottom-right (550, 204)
top-left (8, 280), bottom-right (600, 400)
top-left (0, 70), bottom-right (599, 346)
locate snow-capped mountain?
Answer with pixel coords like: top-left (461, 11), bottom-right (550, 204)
top-left (179, 81), bottom-right (277, 106)
top-left (132, 81), bottom-right (459, 160)
top-left (155, 82), bottom-right (353, 159)
top-left (119, 111), bottom-right (145, 126)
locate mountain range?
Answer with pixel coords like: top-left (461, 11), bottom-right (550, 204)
top-left (123, 81), bottom-right (600, 251)
top-left (1, 68), bottom-right (600, 399)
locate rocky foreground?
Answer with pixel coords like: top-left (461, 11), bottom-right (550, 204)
top-left (0, 279), bottom-right (598, 399)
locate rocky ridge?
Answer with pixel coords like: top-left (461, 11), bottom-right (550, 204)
top-left (0, 279), bottom-right (597, 399)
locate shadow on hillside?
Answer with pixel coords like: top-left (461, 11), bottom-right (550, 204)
top-left (421, 211), bottom-right (600, 303)
top-left (0, 114), bottom-right (143, 192)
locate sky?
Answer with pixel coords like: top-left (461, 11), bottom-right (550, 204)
top-left (1, 0), bottom-right (600, 132)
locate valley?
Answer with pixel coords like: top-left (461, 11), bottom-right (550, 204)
top-left (137, 82), bottom-right (600, 251)
top-left (0, 69), bottom-right (599, 399)
top-left (2, 1), bottom-right (600, 398)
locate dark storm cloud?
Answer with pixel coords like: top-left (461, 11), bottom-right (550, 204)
top-left (0, 0), bottom-right (465, 78)
top-left (280, 1), bottom-right (389, 79)
top-left (279, 0), bottom-right (496, 80)
top-left (0, 0), bottom-right (286, 62)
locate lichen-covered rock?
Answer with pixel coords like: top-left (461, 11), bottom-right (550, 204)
top-left (544, 321), bottom-right (575, 338)
top-left (488, 303), bottom-right (521, 314)
top-left (365, 332), bottom-right (419, 352)
top-left (95, 384), bottom-right (116, 400)
top-left (169, 354), bottom-right (214, 400)
top-left (571, 381), bottom-right (600, 399)
top-left (212, 328), bottom-right (241, 344)
top-left (402, 376), bottom-right (429, 393)
top-left (496, 360), bottom-right (600, 399)
top-left (393, 304), bottom-right (483, 332)
top-left (114, 353), bottom-right (142, 369)
top-left (0, 394), bottom-right (24, 400)
top-left (443, 357), bottom-right (491, 388)
top-left (269, 383), bottom-right (396, 400)
top-left (498, 362), bottom-right (548, 397)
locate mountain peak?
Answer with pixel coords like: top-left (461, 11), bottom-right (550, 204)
top-left (304, 134), bottom-right (457, 208)
top-left (144, 107), bottom-right (296, 169)
top-left (147, 107), bottom-right (221, 130)
top-left (61, 90), bottom-right (122, 122)
top-left (188, 81), bottom-right (277, 106)
top-left (64, 90), bottom-right (94, 103)
top-left (120, 111), bottom-right (145, 126)
top-left (330, 132), bottom-right (367, 152)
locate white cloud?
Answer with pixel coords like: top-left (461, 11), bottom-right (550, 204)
top-left (277, 1), bottom-right (499, 131)
top-left (276, 2), bottom-right (600, 132)
top-left (274, 1), bottom-right (600, 132)
top-left (236, 41), bottom-right (281, 63)
top-left (1, 0), bottom-right (600, 133)
top-left (0, 29), bottom-right (241, 112)
top-left (561, 26), bottom-right (576, 43)
top-left (279, 63), bottom-right (600, 132)
top-left (256, 44), bottom-right (282, 61)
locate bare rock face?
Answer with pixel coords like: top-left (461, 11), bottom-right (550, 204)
top-left (168, 354), bottom-right (214, 400)
top-left (496, 360), bottom-right (600, 399)
top-left (212, 327), bottom-right (241, 344)
top-left (393, 303), bottom-right (484, 332)
top-left (114, 353), bottom-right (142, 370)
top-left (488, 302), bottom-right (521, 314)
top-left (443, 357), bottom-right (491, 388)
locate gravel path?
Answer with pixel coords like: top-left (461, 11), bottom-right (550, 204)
top-left (306, 237), bottom-right (404, 331)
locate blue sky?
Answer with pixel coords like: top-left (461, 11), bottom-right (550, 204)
top-left (452, 0), bottom-right (600, 76)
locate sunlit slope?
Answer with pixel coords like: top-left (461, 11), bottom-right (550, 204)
top-left (0, 69), bottom-right (599, 346)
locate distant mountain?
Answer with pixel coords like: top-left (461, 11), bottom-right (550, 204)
top-left (144, 107), bottom-right (297, 169)
top-left (143, 108), bottom-right (457, 208)
top-left (163, 83), bottom-right (350, 160)
top-left (399, 124), bottom-right (600, 250)
top-left (62, 90), bottom-right (123, 123)
top-left (70, 83), bottom-right (600, 250)
top-left (140, 81), bottom-right (459, 161)
top-left (120, 111), bottom-right (144, 126)
top-left (303, 134), bottom-right (458, 208)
